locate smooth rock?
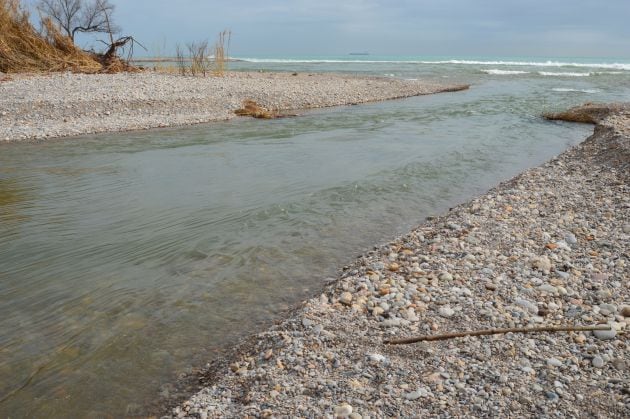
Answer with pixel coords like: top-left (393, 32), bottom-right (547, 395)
top-left (595, 289), bottom-right (612, 300)
top-left (515, 298), bottom-right (539, 314)
top-left (564, 233), bottom-right (578, 246)
top-left (368, 353), bottom-right (389, 364)
top-left (538, 284), bottom-right (557, 293)
top-left (547, 358), bottom-right (563, 367)
top-left (592, 356), bottom-right (605, 368)
top-left (556, 271), bottom-right (570, 280)
top-left (380, 318), bottom-right (403, 327)
top-left (545, 391), bottom-right (559, 401)
top-left (339, 292), bottom-right (353, 306)
top-left (405, 388), bottom-right (429, 400)
top-left (334, 403), bottom-right (353, 417)
top-left (593, 328), bottom-right (616, 340)
top-left (439, 272), bottom-right (454, 281)
top-left (599, 304), bottom-right (617, 314)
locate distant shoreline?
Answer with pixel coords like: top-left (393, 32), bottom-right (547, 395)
top-left (131, 57), bottom-right (246, 63)
top-left (0, 71), bottom-right (468, 143)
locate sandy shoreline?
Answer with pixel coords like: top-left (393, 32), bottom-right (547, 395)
top-left (169, 104), bottom-right (629, 418)
top-left (0, 71), bottom-right (467, 142)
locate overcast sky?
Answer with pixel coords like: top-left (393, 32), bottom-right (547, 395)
top-left (33, 0), bottom-right (630, 58)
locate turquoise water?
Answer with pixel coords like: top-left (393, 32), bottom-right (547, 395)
top-left (1, 56), bottom-right (629, 417)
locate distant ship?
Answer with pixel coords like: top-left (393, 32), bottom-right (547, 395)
top-left (349, 52), bottom-right (369, 56)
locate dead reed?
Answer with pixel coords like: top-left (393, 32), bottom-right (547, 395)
top-left (213, 30), bottom-right (231, 76)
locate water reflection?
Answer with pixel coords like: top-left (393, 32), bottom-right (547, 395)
top-left (0, 177), bottom-right (31, 227)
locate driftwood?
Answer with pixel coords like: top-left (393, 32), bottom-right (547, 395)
top-left (234, 100), bottom-right (298, 119)
top-left (384, 324), bottom-right (612, 345)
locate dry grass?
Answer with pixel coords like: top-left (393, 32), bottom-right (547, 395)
top-left (0, 0), bottom-right (102, 73)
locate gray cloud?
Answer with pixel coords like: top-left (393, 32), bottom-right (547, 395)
top-left (71, 0), bottom-right (630, 57)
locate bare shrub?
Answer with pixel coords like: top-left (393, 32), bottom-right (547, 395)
top-left (175, 43), bottom-right (187, 75)
top-left (187, 41), bottom-right (210, 77)
top-left (172, 30), bottom-right (232, 77)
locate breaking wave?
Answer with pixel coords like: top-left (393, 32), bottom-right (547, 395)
top-left (482, 69), bottom-right (530, 75)
top-left (237, 58), bottom-right (630, 71)
top-left (551, 88), bottom-right (600, 93)
top-left (539, 71), bottom-right (591, 77)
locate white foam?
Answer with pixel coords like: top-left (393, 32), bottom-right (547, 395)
top-left (239, 58), bottom-right (397, 63)
top-left (426, 60), bottom-right (630, 71)
top-left (482, 69), bottom-right (530, 75)
top-left (539, 71), bottom-right (591, 77)
top-left (236, 57), bottom-right (630, 71)
top-left (552, 88), bottom-right (600, 93)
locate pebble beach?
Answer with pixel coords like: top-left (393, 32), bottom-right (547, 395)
top-left (0, 71), bottom-right (466, 142)
top-left (170, 103), bottom-right (629, 418)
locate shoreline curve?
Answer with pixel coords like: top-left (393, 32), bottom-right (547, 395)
top-left (0, 71), bottom-right (468, 143)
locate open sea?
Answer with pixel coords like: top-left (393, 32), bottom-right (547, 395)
top-left (1, 56), bottom-right (629, 417)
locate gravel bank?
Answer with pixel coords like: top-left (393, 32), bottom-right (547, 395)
top-left (0, 71), bottom-right (467, 142)
top-left (171, 103), bottom-right (629, 418)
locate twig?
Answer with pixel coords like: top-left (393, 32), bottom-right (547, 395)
top-left (384, 324), bottom-right (612, 345)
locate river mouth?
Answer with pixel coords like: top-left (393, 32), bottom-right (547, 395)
top-left (0, 80), bottom-right (594, 417)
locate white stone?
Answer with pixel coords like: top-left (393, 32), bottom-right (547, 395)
top-left (404, 388), bottom-right (429, 400)
top-left (438, 306), bottom-right (455, 317)
top-left (592, 356), bottom-right (605, 368)
top-left (593, 328), bottom-right (616, 340)
top-left (515, 298), bottom-right (539, 314)
top-left (334, 403), bottom-right (353, 417)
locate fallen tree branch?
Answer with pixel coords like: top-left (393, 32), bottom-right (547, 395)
top-left (384, 324), bottom-right (612, 345)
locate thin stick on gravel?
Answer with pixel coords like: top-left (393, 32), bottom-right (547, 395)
top-left (384, 324), bottom-right (612, 345)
